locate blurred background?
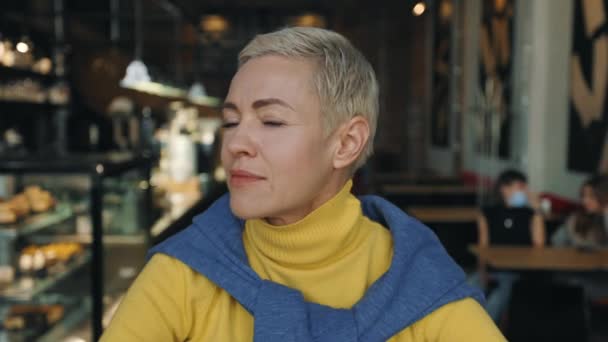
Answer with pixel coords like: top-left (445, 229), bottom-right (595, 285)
top-left (0, 0), bottom-right (606, 341)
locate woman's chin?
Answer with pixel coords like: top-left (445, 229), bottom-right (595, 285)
top-left (229, 198), bottom-right (266, 220)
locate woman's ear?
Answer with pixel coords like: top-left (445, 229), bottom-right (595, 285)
top-left (332, 116), bottom-right (370, 170)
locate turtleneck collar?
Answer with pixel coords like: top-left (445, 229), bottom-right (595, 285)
top-left (243, 180), bottom-right (363, 266)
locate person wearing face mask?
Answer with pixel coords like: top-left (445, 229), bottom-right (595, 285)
top-left (478, 169), bottom-right (546, 248)
top-left (552, 175), bottom-right (608, 249)
top-left (471, 169), bottom-right (546, 323)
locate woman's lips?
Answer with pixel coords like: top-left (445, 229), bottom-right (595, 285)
top-left (229, 169), bottom-right (265, 187)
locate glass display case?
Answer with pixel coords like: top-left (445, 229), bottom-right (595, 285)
top-left (0, 152), bottom-right (154, 341)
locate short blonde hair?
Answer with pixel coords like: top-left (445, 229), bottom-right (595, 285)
top-left (238, 27), bottom-right (379, 170)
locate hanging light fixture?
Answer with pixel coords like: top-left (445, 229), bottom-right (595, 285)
top-left (186, 23), bottom-right (221, 107)
top-left (187, 81), bottom-right (220, 106)
top-left (120, 0), bottom-right (151, 88)
top-left (188, 81), bottom-right (207, 100)
top-left (412, 1), bottom-right (427, 16)
top-left (120, 59), bottom-right (151, 87)
top-left (118, 0), bottom-right (221, 103)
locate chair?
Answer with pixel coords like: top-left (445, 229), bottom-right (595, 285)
top-left (505, 277), bottom-right (589, 342)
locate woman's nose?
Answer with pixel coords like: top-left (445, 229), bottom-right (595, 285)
top-left (225, 123), bottom-right (257, 158)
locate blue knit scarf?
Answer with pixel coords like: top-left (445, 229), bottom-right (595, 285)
top-left (150, 194), bottom-right (484, 341)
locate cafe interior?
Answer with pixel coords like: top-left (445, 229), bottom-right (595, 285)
top-left (0, 0), bottom-right (607, 341)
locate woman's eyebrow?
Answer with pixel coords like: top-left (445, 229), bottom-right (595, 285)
top-left (252, 98), bottom-right (295, 111)
top-left (222, 102), bottom-right (239, 112)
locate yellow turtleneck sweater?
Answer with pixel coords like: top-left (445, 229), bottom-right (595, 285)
top-left (102, 181), bottom-right (505, 341)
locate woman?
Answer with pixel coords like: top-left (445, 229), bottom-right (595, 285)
top-left (551, 176), bottom-right (608, 301)
top-left (102, 27), bottom-right (504, 341)
top-left (473, 169), bottom-right (546, 323)
top-left (552, 175), bottom-right (608, 248)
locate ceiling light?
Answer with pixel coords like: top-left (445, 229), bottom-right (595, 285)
top-left (290, 13), bottom-right (326, 28)
top-left (16, 41), bottom-right (29, 53)
top-left (200, 15), bottom-right (229, 32)
top-left (412, 2), bottom-right (427, 16)
top-left (440, 0), bottom-right (453, 19)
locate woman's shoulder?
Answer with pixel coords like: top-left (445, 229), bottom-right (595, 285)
top-left (101, 254), bottom-right (223, 341)
top-left (146, 253), bottom-right (222, 295)
top-left (388, 298), bottom-right (506, 341)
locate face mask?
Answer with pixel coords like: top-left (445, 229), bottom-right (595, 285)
top-left (507, 190), bottom-right (528, 207)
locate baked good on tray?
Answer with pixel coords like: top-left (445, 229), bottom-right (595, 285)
top-left (0, 186), bottom-right (57, 225)
top-left (24, 186), bottom-right (55, 213)
top-left (19, 242), bottom-right (84, 275)
top-left (2, 304), bottom-right (65, 331)
top-left (0, 202), bottom-right (17, 224)
top-left (8, 193), bottom-right (31, 217)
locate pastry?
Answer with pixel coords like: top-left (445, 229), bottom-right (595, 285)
top-left (8, 194), bottom-right (30, 217)
top-left (32, 250), bottom-right (45, 271)
top-left (25, 187), bottom-right (55, 213)
top-left (44, 242), bottom-right (83, 261)
top-left (3, 304), bottom-right (65, 331)
top-left (24, 185), bottom-right (42, 198)
top-left (19, 243), bottom-right (84, 274)
top-left (0, 203), bottom-right (17, 224)
top-left (18, 253), bottom-right (33, 273)
top-left (0, 187), bottom-right (56, 222)
top-left (3, 315), bottom-right (25, 330)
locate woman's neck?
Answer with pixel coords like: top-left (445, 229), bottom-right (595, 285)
top-left (244, 180), bottom-right (363, 266)
top-left (263, 174), bottom-right (350, 226)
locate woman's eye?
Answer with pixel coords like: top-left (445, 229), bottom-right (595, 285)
top-left (263, 121), bottom-right (284, 127)
top-left (222, 122), bottom-right (238, 129)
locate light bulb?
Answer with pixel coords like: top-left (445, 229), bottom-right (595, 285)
top-left (412, 2), bottom-right (426, 16)
top-left (16, 41), bottom-right (29, 53)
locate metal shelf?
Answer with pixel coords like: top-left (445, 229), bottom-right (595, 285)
top-left (0, 99), bottom-right (67, 109)
top-left (0, 152), bottom-right (155, 176)
top-left (0, 296), bottom-right (91, 342)
top-left (39, 298), bottom-right (92, 342)
top-left (0, 151), bottom-right (155, 341)
top-left (0, 66), bottom-right (56, 84)
top-left (29, 232), bottom-right (147, 246)
top-left (0, 203), bottom-right (73, 239)
top-left (0, 251), bottom-right (91, 302)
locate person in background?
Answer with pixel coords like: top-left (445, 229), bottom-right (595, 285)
top-left (551, 175), bottom-right (608, 300)
top-left (478, 169), bottom-right (545, 248)
top-left (473, 169), bottom-right (546, 322)
top-left (101, 27), bottom-right (505, 341)
top-left (552, 175), bottom-right (608, 249)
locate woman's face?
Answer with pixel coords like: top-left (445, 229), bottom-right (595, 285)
top-left (581, 185), bottom-right (601, 213)
top-left (221, 55), bottom-right (339, 225)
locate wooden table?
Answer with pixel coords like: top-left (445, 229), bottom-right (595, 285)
top-left (407, 206), bottom-right (479, 223)
top-left (469, 246), bottom-right (608, 271)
